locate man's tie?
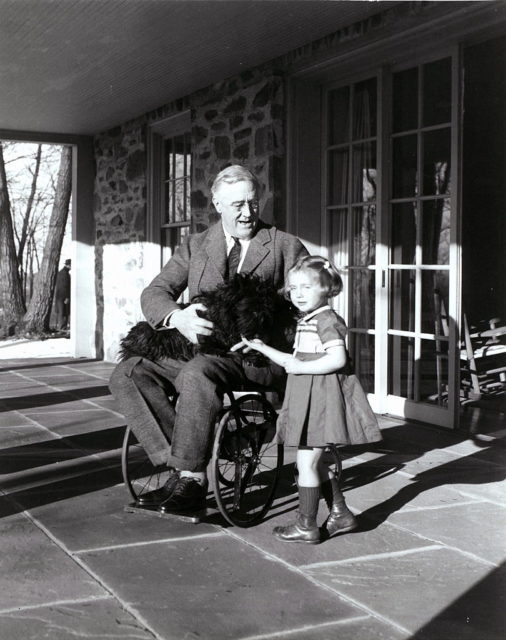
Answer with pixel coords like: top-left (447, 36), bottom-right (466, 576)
top-left (226, 238), bottom-right (241, 280)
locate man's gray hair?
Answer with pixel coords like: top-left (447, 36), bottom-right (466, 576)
top-left (211, 165), bottom-right (259, 195)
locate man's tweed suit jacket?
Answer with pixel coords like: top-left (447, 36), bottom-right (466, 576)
top-left (141, 220), bottom-right (308, 329)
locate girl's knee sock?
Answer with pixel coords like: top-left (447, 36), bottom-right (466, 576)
top-left (298, 485), bottom-right (320, 527)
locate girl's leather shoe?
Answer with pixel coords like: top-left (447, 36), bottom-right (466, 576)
top-left (273, 515), bottom-right (320, 544)
top-left (324, 502), bottom-right (358, 537)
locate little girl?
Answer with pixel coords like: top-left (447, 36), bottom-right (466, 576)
top-left (241, 255), bottom-right (382, 544)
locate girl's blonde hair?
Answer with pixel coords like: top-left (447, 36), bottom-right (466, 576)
top-left (286, 255), bottom-right (343, 298)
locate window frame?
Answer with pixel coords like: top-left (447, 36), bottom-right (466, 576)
top-left (147, 111), bottom-right (192, 267)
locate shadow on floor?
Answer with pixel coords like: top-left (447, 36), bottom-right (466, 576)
top-left (0, 386), bottom-right (112, 412)
top-left (410, 562), bottom-right (506, 640)
top-left (0, 462), bottom-right (124, 519)
top-left (2, 397), bottom-right (504, 532)
top-left (352, 426), bottom-right (505, 530)
top-left (0, 426), bottom-right (126, 475)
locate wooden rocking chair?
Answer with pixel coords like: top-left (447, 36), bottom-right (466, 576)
top-left (461, 316), bottom-right (506, 402)
top-left (433, 289), bottom-right (506, 404)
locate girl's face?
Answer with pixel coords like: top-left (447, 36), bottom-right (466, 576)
top-left (287, 270), bottom-right (327, 313)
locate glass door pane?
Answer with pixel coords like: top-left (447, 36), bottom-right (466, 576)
top-left (386, 55), bottom-right (457, 427)
top-left (326, 77), bottom-right (378, 395)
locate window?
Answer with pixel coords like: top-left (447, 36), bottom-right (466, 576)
top-left (388, 58), bottom-right (452, 404)
top-left (161, 131), bottom-right (191, 265)
top-left (319, 55), bottom-right (458, 423)
top-left (325, 76), bottom-right (378, 392)
top-left (148, 112), bottom-right (192, 267)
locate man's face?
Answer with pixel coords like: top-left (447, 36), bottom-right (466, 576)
top-left (212, 180), bottom-right (259, 239)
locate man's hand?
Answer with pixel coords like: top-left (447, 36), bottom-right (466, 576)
top-left (169, 304), bottom-right (213, 344)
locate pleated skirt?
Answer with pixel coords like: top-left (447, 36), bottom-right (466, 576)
top-left (275, 354), bottom-right (382, 447)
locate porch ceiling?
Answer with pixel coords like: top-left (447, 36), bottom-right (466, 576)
top-left (0, 0), bottom-right (397, 137)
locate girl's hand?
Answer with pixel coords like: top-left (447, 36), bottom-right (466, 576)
top-left (230, 336), bottom-right (266, 354)
top-left (240, 336), bottom-right (266, 353)
top-left (283, 357), bottom-right (305, 374)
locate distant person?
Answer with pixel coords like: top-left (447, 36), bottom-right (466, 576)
top-left (54, 259), bottom-right (71, 330)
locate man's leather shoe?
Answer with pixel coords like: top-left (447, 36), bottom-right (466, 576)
top-left (273, 514), bottom-right (320, 544)
top-left (135, 470), bottom-right (180, 506)
top-left (158, 476), bottom-right (207, 514)
top-left (324, 501), bottom-right (358, 537)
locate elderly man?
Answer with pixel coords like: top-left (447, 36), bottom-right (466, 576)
top-left (110, 165), bottom-right (308, 514)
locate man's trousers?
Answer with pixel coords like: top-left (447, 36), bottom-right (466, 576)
top-left (109, 353), bottom-right (284, 472)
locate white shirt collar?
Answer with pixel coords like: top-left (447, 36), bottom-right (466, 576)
top-left (222, 223), bottom-right (251, 272)
top-left (222, 224), bottom-right (252, 251)
top-left (300, 305), bottom-right (331, 322)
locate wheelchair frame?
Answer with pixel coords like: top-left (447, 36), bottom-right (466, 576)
top-left (121, 390), bottom-right (342, 528)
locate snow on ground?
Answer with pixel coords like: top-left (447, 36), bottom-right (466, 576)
top-left (0, 337), bottom-right (73, 359)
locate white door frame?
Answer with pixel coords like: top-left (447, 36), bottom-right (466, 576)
top-left (0, 129), bottom-right (96, 359)
top-left (286, 48), bottom-right (463, 429)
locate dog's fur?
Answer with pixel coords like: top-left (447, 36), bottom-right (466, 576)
top-left (119, 274), bottom-right (297, 366)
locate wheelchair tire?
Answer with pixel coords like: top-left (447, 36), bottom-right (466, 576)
top-left (211, 393), bottom-right (283, 527)
top-left (121, 426), bottom-right (173, 502)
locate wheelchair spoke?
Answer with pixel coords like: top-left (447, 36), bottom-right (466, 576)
top-left (212, 394), bottom-right (283, 527)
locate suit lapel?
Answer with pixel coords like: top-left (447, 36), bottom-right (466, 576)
top-left (203, 222), bottom-right (227, 283)
top-left (200, 220), bottom-right (272, 283)
top-left (240, 224), bottom-right (272, 275)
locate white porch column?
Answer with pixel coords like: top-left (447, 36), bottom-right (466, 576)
top-left (70, 138), bottom-right (96, 358)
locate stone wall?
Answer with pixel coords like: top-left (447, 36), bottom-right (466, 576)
top-left (190, 65), bottom-right (285, 230)
top-left (94, 120), bottom-right (147, 245)
top-left (94, 65), bottom-right (285, 244)
top-left (93, 66), bottom-right (286, 360)
top-left (93, 101), bottom-right (189, 361)
top-left (94, 117), bottom-right (148, 361)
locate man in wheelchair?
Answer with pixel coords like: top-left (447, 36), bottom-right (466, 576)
top-left (110, 165), bottom-right (308, 515)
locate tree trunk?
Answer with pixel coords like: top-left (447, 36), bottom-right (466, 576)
top-left (0, 142), bottom-right (26, 335)
top-left (17, 145), bottom-right (42, 271)
top-left (22, 146), bottom-right (72, 333)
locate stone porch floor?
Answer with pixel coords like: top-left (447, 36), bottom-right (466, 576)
top-left (0, 354), bottom-right (504, 639)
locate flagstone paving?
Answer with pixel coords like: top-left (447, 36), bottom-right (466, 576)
top-left (0, 355), bottom-right (504, 639)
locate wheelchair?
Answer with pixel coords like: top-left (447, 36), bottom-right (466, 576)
top-left (121, 389), bottom-right (343, 528)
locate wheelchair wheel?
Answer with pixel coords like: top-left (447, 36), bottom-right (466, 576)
top-left (211, 394), bottom-right (283, 527)
top-left (121, 426), bottom-right (173, 502)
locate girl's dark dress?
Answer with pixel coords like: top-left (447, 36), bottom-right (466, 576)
top-left (275, 305), bottom-right (382, 447)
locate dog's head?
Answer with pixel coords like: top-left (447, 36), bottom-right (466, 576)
top-left (119, 274), bottom-right (297, 364)
top-left (195, 274), bottom-right (296, 356)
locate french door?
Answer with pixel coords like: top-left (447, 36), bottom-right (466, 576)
top-left (324, 53), bottom-right (461, 428)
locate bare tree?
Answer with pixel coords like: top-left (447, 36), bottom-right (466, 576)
top-left (0, 142), bottom-right (25, 335)
top-left (17, 144), bottom-right (42, 276)
top-left (21, 196), bottom-right (50, 301)
top-left (22, 146), bottom-right (72, 333)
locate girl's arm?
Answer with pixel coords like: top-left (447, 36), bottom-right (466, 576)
top-left (233, 337), bottom-right (293, 367)
top-left (284, 345), bottom-right (346, 375)
top-left (237, 338), bottom-right (347, 375)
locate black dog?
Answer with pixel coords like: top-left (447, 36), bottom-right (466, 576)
top-left (119, 274), bottom-right (297, 366)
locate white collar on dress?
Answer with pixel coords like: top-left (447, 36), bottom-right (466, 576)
top-left (299, 304), bottom-right (331, 322)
